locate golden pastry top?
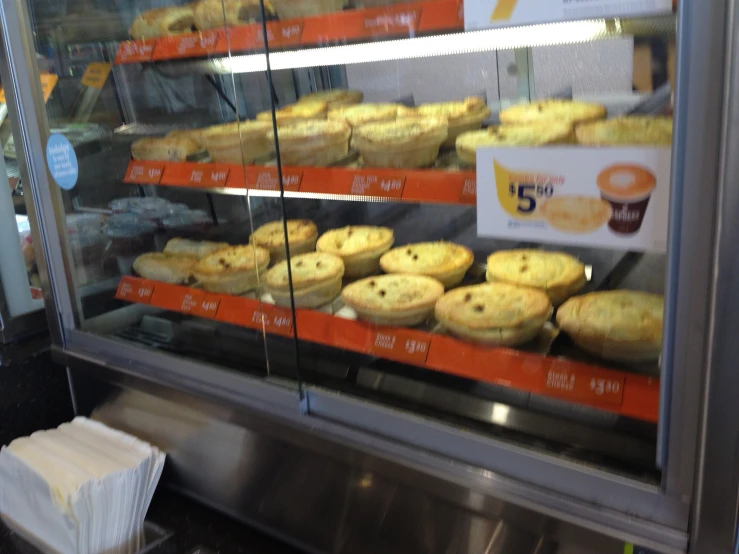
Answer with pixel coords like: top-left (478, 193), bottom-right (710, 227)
top-left (250, 220), bottom-right (318, 249)
top-left (456, 122), bottom-right (574, 150)
top-left (556, 290), bottom-right (664, 344)
top-left (167, 128), bottom-right (205, 147)
top-left (539, 196), bottom-right (612, 233)
top-left (398, 97), bottom-right (491, 125)
top-left (131, 136), bottom-right (201, 161)
top-left (130, 5), bottom-right (195, 38)
top-left (268, 120), bottom-right (351, 143)
top-left (133, 252), bottom-right (195, 274)
top-left (297, 89), bottom-right (364, 108)
top-left (499, 99), bottom-right (607, 126)
top-left (486, 249), bottom-right (585, 292)
top-left (328, 103), bottom-right (400, 127)
top-left (435, 282), bottom-right (552, 330)
top-left (201, 120), bottom-right (272, 148)
top-left (317, 226), bottom-right (394, 257)
top-left (192, 245), bottom-right (270, 276)
top-left (257, 101), bottom-right (328, 124)
top-left (353, 117), bottom-right (448, 146)
top-left (576, 116), bottom-right (673, 146)
top-left (163, 238), bottom-right (229, 259)
top-left (265, 252), bottom-right (344, 291)
top-left (341, 274), bottom-right (444, 313)
top-left (380, 242), bottom-right (473, 276)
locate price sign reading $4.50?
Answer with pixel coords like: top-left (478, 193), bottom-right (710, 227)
top-left (494, 160), bottom-right (563, 218)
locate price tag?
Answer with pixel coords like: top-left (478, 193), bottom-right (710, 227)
top-left (459, 176), bottom-right (476, 204)
top-left (81, 62), bottom-right (112, 89)
top-left (260, 21), bottom-right (305, 47)
top-left (224, 24), bottom-right (262, 51)
top-left (362, 6), bottom-right (422, 36)
top-left (495, 160), bottom-right (558, 218)
top-left (369, 328), bottom-right (431, 365)
top-left (251, 304), bottom-right (294, 337)
top-left (149, 284), bottom-right (205, 314)
top-left (418, 0), bottom-right (464, 31)
top-left (162, 163), bottom-right (230, 188)
top-left (192, 294), bottom-right (221, 319)
top-left (350, 172), bottom-right (406, 198)
top-left (152, 31), bottom-right (223, 60)
top-left (124, 161), bottom-right (164, 184)
top-left (115, 40), bottom-right (156, 64)
top-left (215, 297), bottom-right (293, 337)
top-left (542, 361), bottom-right (624, 406)
top-left (1, 73), bottom-right (57, 104)
top-left (248, 167), bottom-right (302, 191)
top-left (115, 277), bottom-right (154, 303)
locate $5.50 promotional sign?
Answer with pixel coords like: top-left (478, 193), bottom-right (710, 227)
top-left (476, 146), bottom-right (672, 252)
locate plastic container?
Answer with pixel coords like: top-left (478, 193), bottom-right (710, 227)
top-left (109, 197), bottom-right (171, 215)
top-left (161, 211), bottom-right (214, 240)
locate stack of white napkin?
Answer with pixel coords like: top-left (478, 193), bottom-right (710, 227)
top-left (0, 416), bottom-right (165, 554)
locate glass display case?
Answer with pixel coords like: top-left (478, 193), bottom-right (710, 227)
top-left (1, 0), bottom-right (735, 550)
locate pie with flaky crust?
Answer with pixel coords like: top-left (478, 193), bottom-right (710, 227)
top-left (341, 274), bottom-right (445, 326)
top-left (380, 241), bottom-right (473, 288)
top-left (486, 249), bottom-right (586, 306)
top-left (353, 117), bottom-right (448, 169)
top-left (316, 226), bottom-right (394, 277)
top-left (499, 99), bottom-right (606, 126)
top-left (250, 220), bottom-right (318, 263)
top-left (192, 245), bottom-right (270, 294)
top-left (435, 282), bottom-right (552, 346)
top-left (265, 252), bottom-right (344, 308)
top-left (556, 290), bottom-right (664, 362)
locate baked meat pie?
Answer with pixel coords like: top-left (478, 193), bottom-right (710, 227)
top-left (380, 241), bottom-right (473, 288)
top-left (250, 219), bottom-right (318, 263)
top-left (316, 226), bottom-right (394, 277)
top-left (398, 97), bottom-right (491, 147)
top-left (131, 137), bottom-right (200, 162)
top-left (499, 99), bottom-right (607, 127)
top-left (257, 101), bottom-right (328, 125)
top-left (341, 274), bottom-right (445, 326)
top-left (298, 89), bottom-right (364, 108)
top-left (129, 5), bottom-right (196, 39)
top-left (556, 290), bottom-right (664, 362)
top-left (486, 249), bottom-right (586, 306)
top-left (328, 103), bottom-right (400, 128)
top-left (163, 238), bottom-right (229, 259)
top-left (265, 252), bottom-right (344, 308)
top-left (576, 116), bottom-right (673, 146)
top-left (201, 121), bottom-right (273, 164)
top-left (353, 117), bottom-right (448, 169)
top-left (267, 120), bottom-right (351, 166)
top-left (455, 122), bottom-right (574, 166)
top-left (132, 253), bottom-right (195, 284)
top-left (193, 0), bottom-right (273, 30)
top-left (192, 245), bottom-right (270, 294)
top-left (435, 282), bottom-right (552, 346)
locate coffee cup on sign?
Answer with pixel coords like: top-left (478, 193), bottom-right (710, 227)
top-left (596, 164), bottom-right (656, 235)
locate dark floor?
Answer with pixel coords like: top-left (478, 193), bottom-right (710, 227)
top-left (0, 346), bottom-right (304, 554)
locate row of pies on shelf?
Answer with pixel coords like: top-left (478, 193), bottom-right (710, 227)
top-left (131, 95), bottom-right (673, 171)
top-left (130, 0), bottom-right (416, 40)
top-left (131, 221), bottom-right (663, 363)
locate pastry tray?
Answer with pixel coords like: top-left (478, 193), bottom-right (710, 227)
top-left (1, 516), bottom-right (175, 554)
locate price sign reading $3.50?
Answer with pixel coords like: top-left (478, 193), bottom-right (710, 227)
top-left (494, 160), bottom-right (563, 218)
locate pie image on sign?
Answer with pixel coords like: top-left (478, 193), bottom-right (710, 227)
top-left (486, 249), bottom-right (586, 306)
top-left (435, 282), bottom-right (552, 346)
top-left (341, 274), bottom-right (445, 327)
top-left (556, 290), bottom-right (664, 362)
top-left (538, 195), bottom-right (612, 234)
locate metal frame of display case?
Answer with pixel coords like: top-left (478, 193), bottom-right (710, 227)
top-left (1, 0), bottom-right (738, 550)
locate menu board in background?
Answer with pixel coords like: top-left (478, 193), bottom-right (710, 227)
top-left (465, 0), bottom-right (673, 31)
top-left (476, 147), bottom-right (672, 252)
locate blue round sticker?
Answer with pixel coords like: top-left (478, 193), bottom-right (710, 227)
top-left (46, 133), bottom-right (78, 190)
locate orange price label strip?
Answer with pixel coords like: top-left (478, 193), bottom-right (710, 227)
top-left (244, 166), bottom-right (303, 191)
top-left (115, 40), bottom-right (156, 64)
top-left (115, 276), bottom-right (154, 303)
top-left (262, 21), bottom-right (305, 47)
top-left (541, 360), bottom-right (625, 406)
top-left (300, 168), bottom-right (405, 198)
top-left (192, 294), bottom-right (221, 319)
top-left (215, 296), bottom-right (294, 337)
top-left (417, 0), bottom-right (464, 31)
top-left (161, 162), bottom-right (230, 188)
top-left (149, 283), bottom-right (208, 315)
top-left (401, 170), bottom-right (475, 204)
top-left (369, 327), bottom-right (431, 365)
top-left (81, 62), bottom-right (112, 89)
top-left (123, 161), bottom-right (164, 185)
top-left (152, 30), bottom-right (224, 61)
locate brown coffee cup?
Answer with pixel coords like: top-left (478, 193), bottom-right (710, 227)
top-left (597, 164), bottom-right (656, 235)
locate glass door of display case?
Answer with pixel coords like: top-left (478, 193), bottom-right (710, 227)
top-left (0, 0), bottom-right (301, 400)
top-left (0, 0), bottom-right (730, 548)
